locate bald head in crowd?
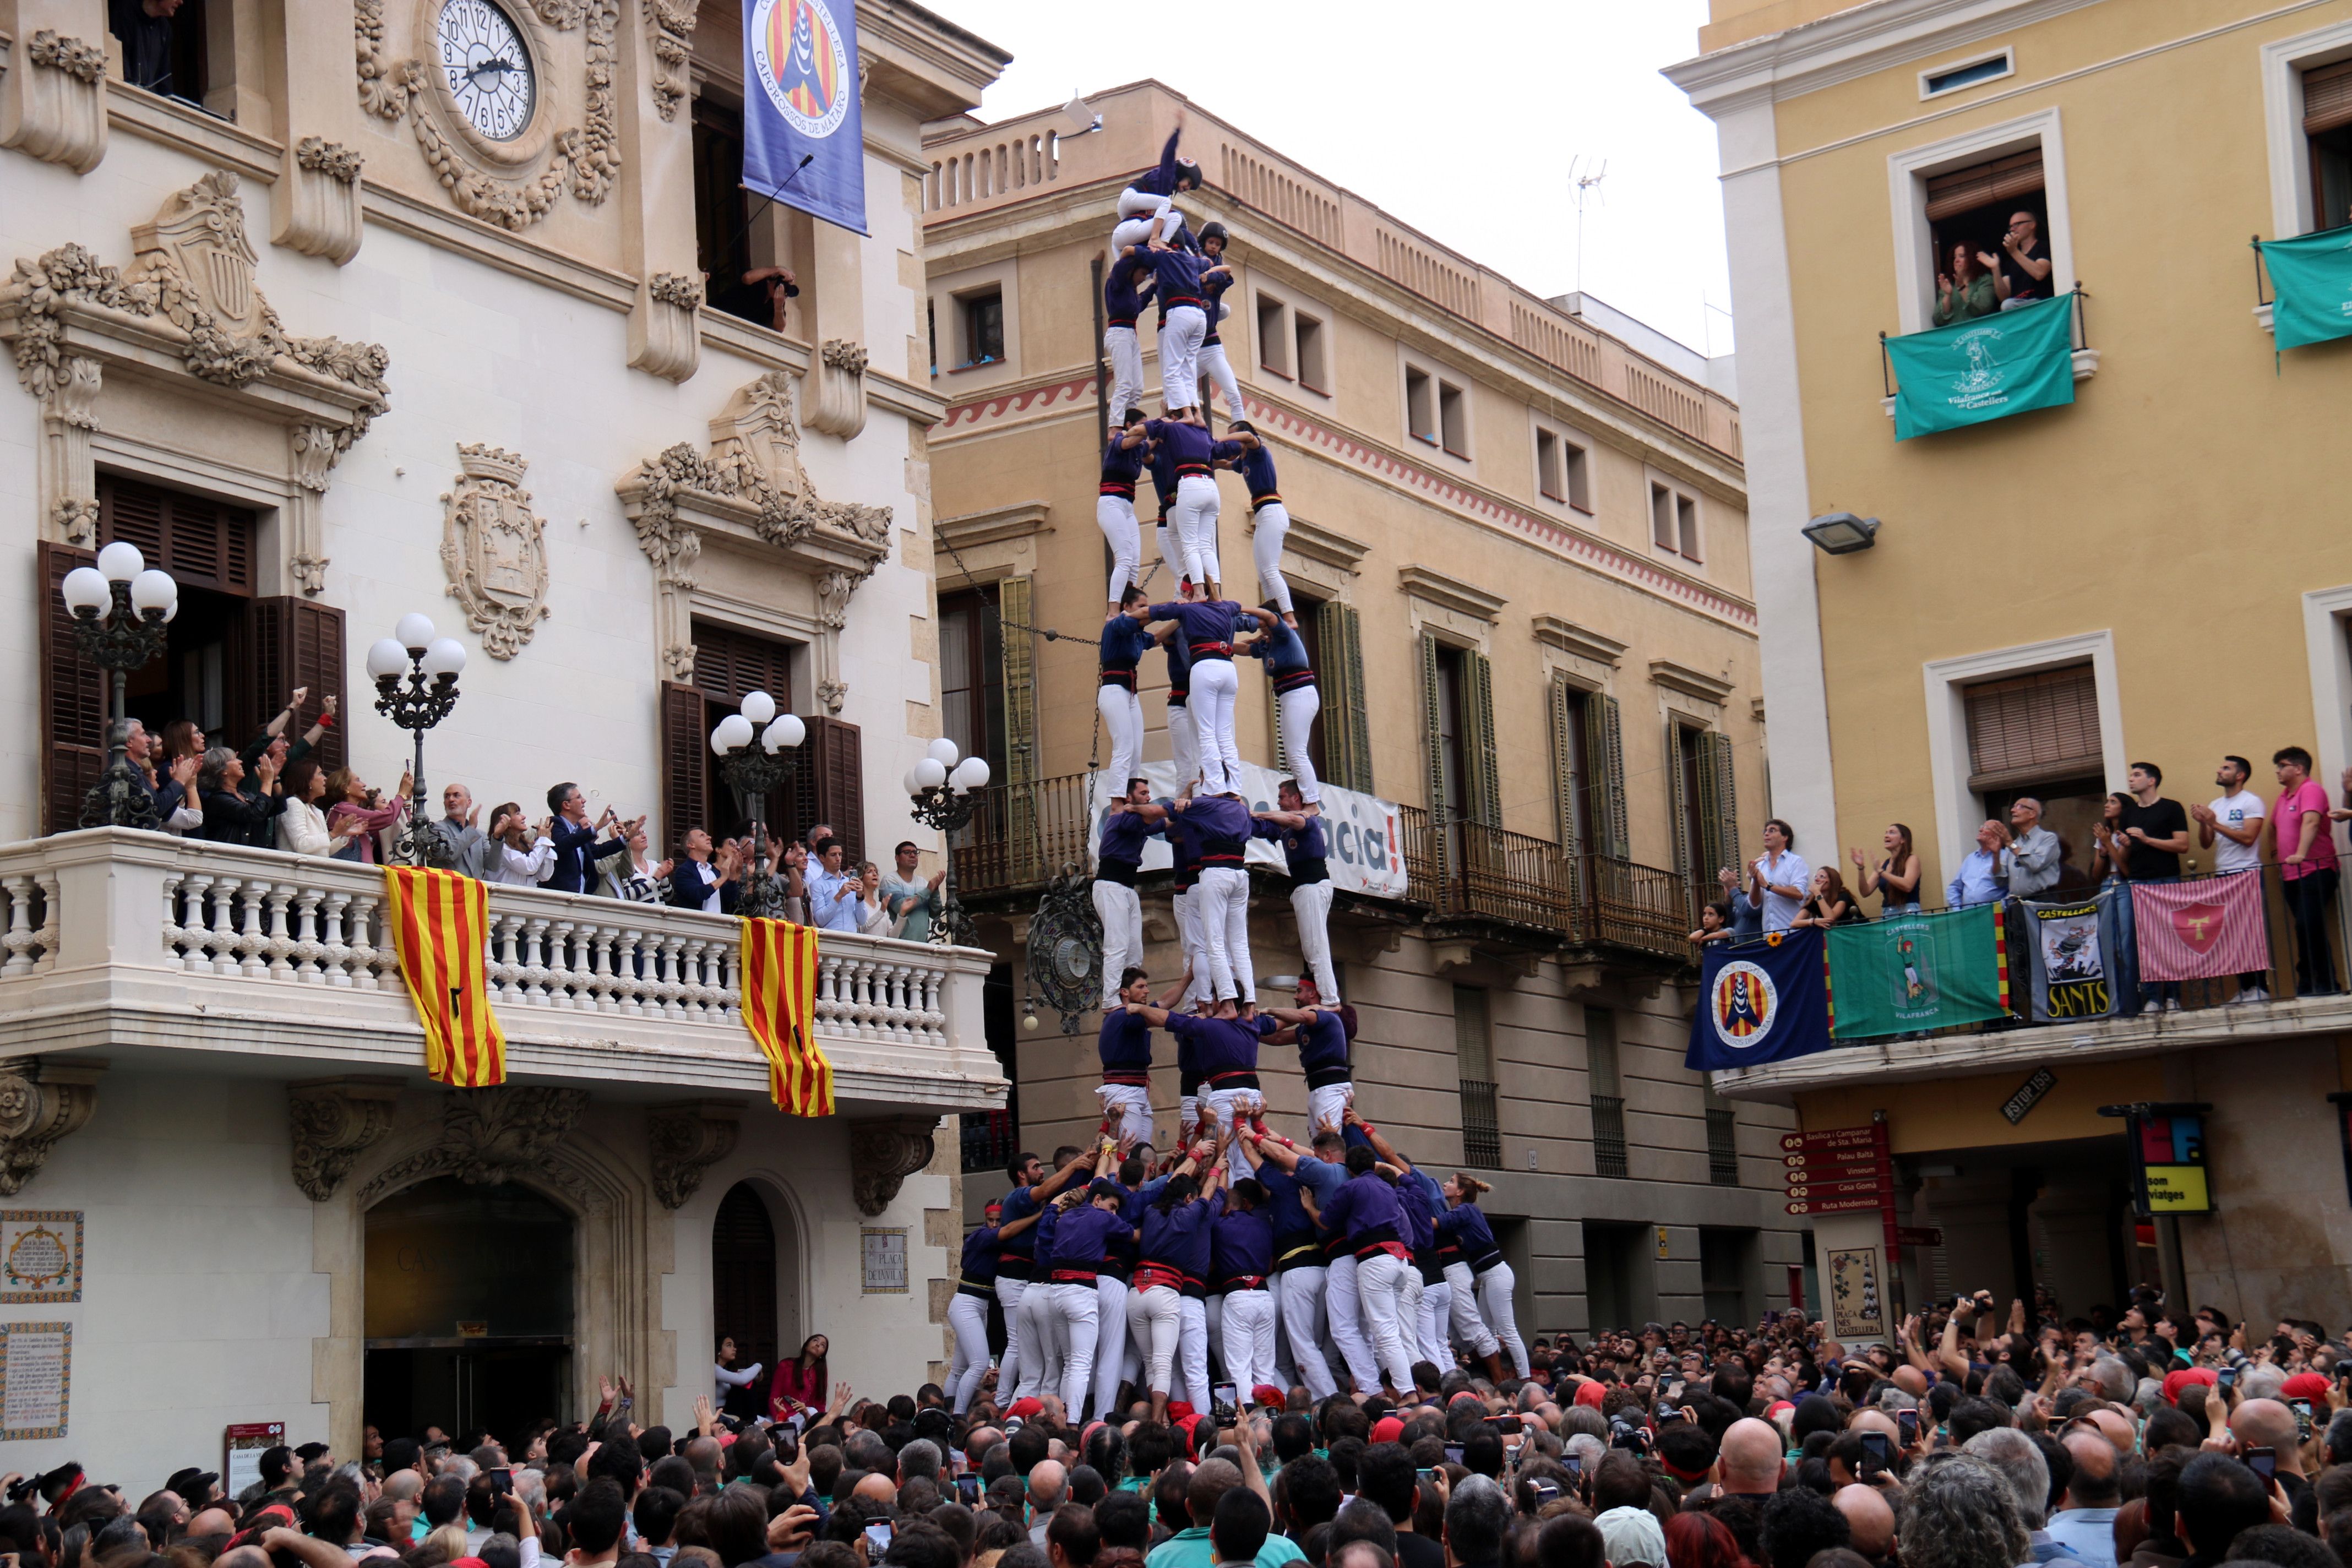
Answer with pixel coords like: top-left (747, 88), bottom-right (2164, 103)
top-left (2060, 1429), bottom-right (2121, 1509)
top-left (2231, 1400), bottom-right (2307, 1476)
top-left (1834, 1484), bottom-right (1895, 1559)
top-left (1892, 1366), bottom-right (1929, 1398)
top-left (1717, 1419), bottom-right (1785, 1496)
top-left (1187, 1459), bottom-right (1245, 1525)
top-left (853, 1472), bottom-right (899, 1506)
top-left (1029, 1459), bottom-right (1068, 1515)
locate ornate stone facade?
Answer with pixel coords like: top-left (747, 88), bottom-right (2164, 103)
top-left (276, 138), bottom-right (368, 267)
top-left (849, 1114), bottom-right (939, 1217)
top-left (287, 1078), bottom-right (403, 1201)
top-left (0, 1058), bottom-right (101, 1197)
top-left (440, 444), bottom-right (552, 659)
top-left (807, 339), bottom-right (870, 440)
top-left (646, 1099), bottom-right (742, 1210)
top-left (644, 1), bottom-right (701, 122)
top-left (1, 30), bottom-right (108, 176)
top-left (358, 1086), bottom-right (592, 1203)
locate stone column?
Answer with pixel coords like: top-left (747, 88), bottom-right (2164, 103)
top-left (618, 0), bottom-right (701, 382)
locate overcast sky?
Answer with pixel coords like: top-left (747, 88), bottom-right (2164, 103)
top-left (930, 0), bottom-right (1734, 358)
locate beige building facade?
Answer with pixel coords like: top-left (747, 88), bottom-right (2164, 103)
top-left (0, 0), bottom-right (1010, 1487)
top-left (919, 81), bottom-right (1803, 1340)
top-left (1672, 0), bottom-right (2352, 1330)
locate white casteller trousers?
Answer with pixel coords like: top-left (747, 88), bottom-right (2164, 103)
top-left (1276, 683), bottom-right (1322, 805)
top-left (1096, 1080), bottom-right (1152, 1144)
top-left (1158, 305), bottom-right (1206, 411)
top-left (994, 1276), bottom-right (1030, 1395)
top-left (1355, 1249), bottom-right (1417, 1393)
top-left (1325, 1252), bottom-right (1377, 1393)
top-left (1168, 697), bottom-right (1200, 791)
top-left (1178, 1294), bottom-right (1212, 1412)
top-left (1418, 1276), bottom-right (1455, 1368)
top-left (1251, 501), bottom-right (1295, 615)
top-left (1097, 494), bottom-right (1143, 607)
top-left (1169, 473), bottom-right (1223, 589)
top-left (1015, 1281), bottom-right (1065, 1400)
top-left (1477, 1261), bottom-right (1531, 1378)
top-left (1291, 878), bottom-right (1338, 1002)
top-left (1092, 876), bottom-right (1143, 1010)
top-left (1280, 1264), bottom-right (1338, 1400)
top-left (1187, 658), bottom-right (1242, 794)
top-left (1091, 1276), bottom-right (1130, 1422)
top-left (1219, 1288), bottom-right (1278, 1400)
top-left (1127, 1282), bottom-right (1181, 1395)
top-left (1097, 683), bottom-right (1145, 794)
top-left (1196, 864), bottom-right (1253, 1001)
top-left (1444, 1260), bottom-right (1500, 1358)
top-left (948, 1289), bottom-right (992, 1412)
top-left (1051, 1281), bottom-right (1103, 1414)
top-left (1199, 339), bottom-right (1244, 420)
top-left (1104, 323), bottom-right (1146, 421)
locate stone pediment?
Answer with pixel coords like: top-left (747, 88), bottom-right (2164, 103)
top-left (614, 371), bottom-right (892, 703)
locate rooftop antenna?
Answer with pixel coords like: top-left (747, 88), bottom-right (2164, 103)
top-left (1569, 156), bottom-right (1608, 297)
top-left (1061, 91), bottom-right (1103, 136)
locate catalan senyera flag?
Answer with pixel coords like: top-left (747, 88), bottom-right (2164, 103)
top-left (741, 917), bottom-right (832, 1116)
top-left (382, 865), bottom-right (508, 1087)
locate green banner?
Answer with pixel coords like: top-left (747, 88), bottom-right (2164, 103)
top-left (2260, 230), bottom-right (2352, 350)
top-left (1886, 291), bottom-right (2078, 439)
top-left (1827, 903), bottom-right (2011, 1039)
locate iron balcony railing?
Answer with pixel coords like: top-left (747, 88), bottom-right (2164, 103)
top-left (960, 1109), bottom-right (1018, 1174)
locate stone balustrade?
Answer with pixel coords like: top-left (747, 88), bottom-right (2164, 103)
top-left (0, 830), bottom-right (1002, 1110)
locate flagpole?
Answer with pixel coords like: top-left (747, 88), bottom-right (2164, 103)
top-left (726, 152), bottom-right (816, 264)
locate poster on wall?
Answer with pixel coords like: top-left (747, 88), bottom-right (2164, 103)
top-left (861, 1228), bottom-right (908, 1294)
top-left (0, 1321), bottom-right (71, 1440)
top-left (0, 1211), bottom-right (82, 1303)
top-left (1825, 1248), bottom-right (1885, 1341)
top-left (225, 1423), bottom-right (285, 1499)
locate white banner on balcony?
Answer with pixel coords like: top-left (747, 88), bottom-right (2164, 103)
top-left (1083, 764), bottom-right (1409, 900)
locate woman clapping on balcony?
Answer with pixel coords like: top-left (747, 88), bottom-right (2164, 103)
top-left (276, 758), bottom-right (355, 860)
top-left (323, 767), bottom-right (410, 865)
top-left (197, 746), bottom-right (284, 847)
top-left (1789, 867), bottom-right (1865, 928)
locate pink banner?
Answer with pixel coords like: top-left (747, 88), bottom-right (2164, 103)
top-left (2130, 873), bottom-right (2271, 982)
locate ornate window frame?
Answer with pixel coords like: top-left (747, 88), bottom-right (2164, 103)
top-left (0, 169), bottom-right (390, 594)
top-left (615, 371), bottom-right (893, 714)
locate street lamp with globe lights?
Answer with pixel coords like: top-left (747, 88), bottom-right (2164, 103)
top-left (905, 736), bottom-right (989, 946)
top-left (367, 613), bottom-right (467, 868)
top-left (709, 690), bottom-right (805, 921)
top-left (58, 541), bottom-right (178, 829)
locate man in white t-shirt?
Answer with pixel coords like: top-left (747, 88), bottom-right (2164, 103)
top-left (2193, 755), bottom-right (2269, 1002)
top-left (1747, 818), bottom-right (1811, 934)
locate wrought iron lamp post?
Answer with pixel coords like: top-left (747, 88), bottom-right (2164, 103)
top-left (710, 690), bottom-right (805, 921)
top-left (904, 737), bottom-right (990, 947)
top-left (366, 613), bottom-right (467, 868)
top-left (59, 543), bottom-right (178, 829)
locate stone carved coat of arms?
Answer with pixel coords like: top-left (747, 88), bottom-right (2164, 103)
top-left (440, 443), bottom-right (551, 659)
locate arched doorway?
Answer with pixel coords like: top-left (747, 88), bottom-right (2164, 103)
top-left (712, 1180), bottom-right (799, 1420)
top-left (364, 1178), bottom-right (574, 1446)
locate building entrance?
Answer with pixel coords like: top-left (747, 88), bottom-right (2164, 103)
top-left (364, 1178), bottom-right (574, 1446)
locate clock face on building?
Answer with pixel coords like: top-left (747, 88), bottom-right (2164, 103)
top-left (438, 0), bottom-right (536, 143)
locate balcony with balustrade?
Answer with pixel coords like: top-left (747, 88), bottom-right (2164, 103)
top-left (0, 830), bottom-right (1005, 1110)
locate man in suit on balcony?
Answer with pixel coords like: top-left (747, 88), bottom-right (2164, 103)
top-left (540, 782), bottom-right (620, 894)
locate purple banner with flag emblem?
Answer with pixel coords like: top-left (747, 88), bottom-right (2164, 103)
top-left (1684, 927), bottom-right (1835, 1072)
top-left (743, 0), bottom-right (868, 236)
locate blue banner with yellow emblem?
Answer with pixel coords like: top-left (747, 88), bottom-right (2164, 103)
top-left (1684, 927), bottom-right (1836, 1072)
top-left (743, 0), bottom-right (869, 235)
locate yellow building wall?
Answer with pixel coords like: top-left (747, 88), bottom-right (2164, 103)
top-left (1767, 0), bottom-right (2352, 897)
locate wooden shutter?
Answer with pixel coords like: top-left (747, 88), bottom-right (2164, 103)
top-left (1316, 601), bottom-right (1373, 794)
top-left (1585, 694), bottom-right (1630, 861)
top-left (1549, 676), bottom-right (1581, 857)
top-left (1924, 148), bottom-right (2045, 222)
top-left (98, 475), bottom-right (256, 594)
top-left (661, 680), bottom-right (709, 857)
top-left (997, 576), bottom-right (1037, 884)
top-left (40, 541), bottom-right (104, 835)
top-left (248, 597), bottom-right (347, 773)
top-left (1418, 634), bottom-right (1446, 820)
top-left (798, 716), bottom-right (864, 865)
top-left (1462, 650), bottom-right (1501, 827)
top-left (1964, 665), bottom-right (2101, 791)
top-left (1667, 722), bottom-right (1693, 888)
top-left (1703, 730), bottom-right (1740, 879)
top-left (2306, 58), bottom-right (2352, 135)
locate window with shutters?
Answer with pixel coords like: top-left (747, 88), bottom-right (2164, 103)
top-left (1549, 678), bottom-right (1595, 857)
top-left (1272, 594), bottom-right (1330, 786)
top-left (939, 587), bottom-right (1008, 777)
top-left (1648, 481), bottom-right (1701, 563)
top-left (1314, 601), bottom-right (1373, 793)
top-left (2306, 58), bottom-right (2352, 233)
top-left (672, 620), bottom-right (864, 863)
top-left (1587, 1006), bottom-right (1628, 1180)
top-left (1670, 723), bottom-right (1711, 894)
top-left (1922, 145), bottom-right (2050, 312)
top-left (1964, 662), bottom-right (2105, 885)
top-left (1453, 986), bottom-right (1501, 1169)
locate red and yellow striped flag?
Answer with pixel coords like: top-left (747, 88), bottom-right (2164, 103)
top-left (382, 866), bottom-right (508, 1087)
top-left (741, 917), bottom-right (832, 1115)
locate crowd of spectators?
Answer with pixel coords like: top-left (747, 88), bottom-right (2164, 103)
top-left (110, 690), bottom-right (945, 938)
top-left (10, 1286), bottom-right (2350, 1568)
